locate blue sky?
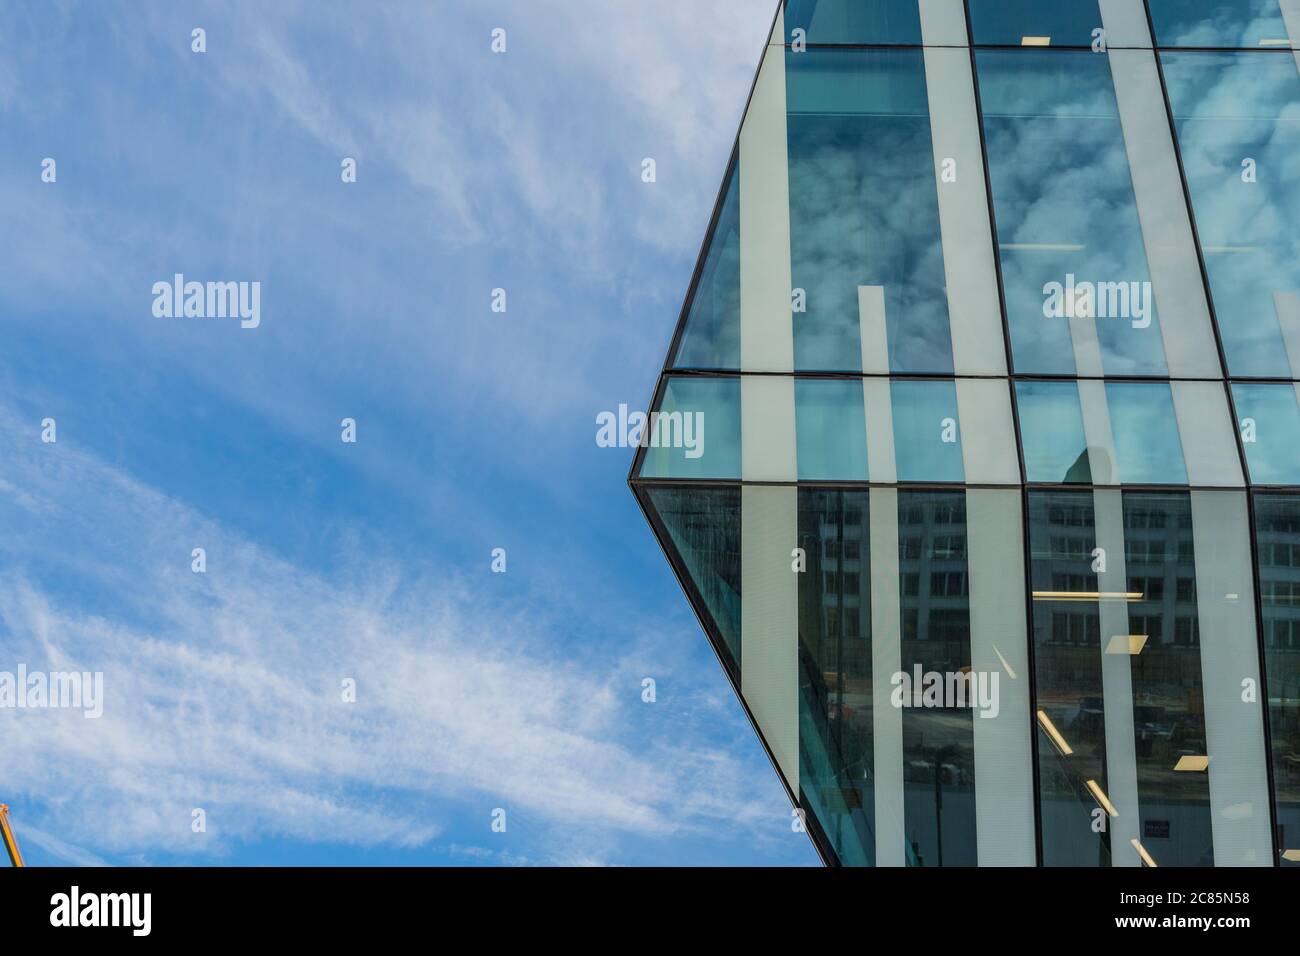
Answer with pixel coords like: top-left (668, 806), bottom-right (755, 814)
top-left (0, 0), bottom-right (815, 866)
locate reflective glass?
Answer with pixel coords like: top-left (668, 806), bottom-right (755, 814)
top-left (643, 486), bottom-right (742, 670)
top-left (1106, 382), bottom-right (1188, 485)
top-left (1029, 491), bottom-right (1215, 866)
top-left (1016, 380), bottom-right (1189, 485)
top-left (897, 491), bottom-right (977, 866)
top-left (1162, 52), bottom-right (1300, 377)
top-left (637, 376), bottom-right (740, 479)
top-left (1253, 493), bottom-right (1300, 865)
top-left (798, 488), bottom-right (876, 865)
top-left (977, 50), bottom-right (1169, 376)
top-left (967, 0), bottom-right (1104, 47)
top-left (672, 158), bottom-right (740, 369)
top-left (1149, 0), bottom-right (1299, 48)
top-left (795, 378), bottom-right (868, 480)
top-left (1233, 383), bottom-right (1300, 484)
top-left (786, 49), bottom-right (953, 373)
top-left (890, 379), bottom-right (964, 482)
top-left (1016, 380), bottom-right (1093, 484)
top-left (784, 0), bottom-right (923, 45)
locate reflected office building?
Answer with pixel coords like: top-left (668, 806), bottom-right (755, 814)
top-left (629, 0), bottom-right (1300, 866)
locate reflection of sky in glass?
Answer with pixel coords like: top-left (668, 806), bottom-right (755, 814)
top-left (795, 378), bottom-right (868, 480)
top-left (786, 49), bottom-right (952, 373)
top-left (977, 50), bottom-right (1167, 376)
top-left (889, 379), bottom-right (964, 481)
top-left (968, 0), bottom-right (1103, 47)
top-left (1016, 380), bottom-right (1091, 483)
top-left (1162, 52), bottom-right (1300, 377)
top-left (784, 0), bottom-right (923, 45)
top-left (1232, 383), bottom-right (1300, 483)
top-left (640, 376), bottom-right (740, 479)
top-left (1149, 0), bottom-right (1295, 48)
top-left (1105, 382), bottom-right (1188, 484)
top-left (672, 158), bottom-right (740, 369)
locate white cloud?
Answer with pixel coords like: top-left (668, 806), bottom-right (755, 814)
top-left (0, 408), bottom-right (781, 861)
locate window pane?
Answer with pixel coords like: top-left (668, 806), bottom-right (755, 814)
top-left (897, 490), bottom-right (978, 866)
top-left (1017, 381), bottom-right (1092, 483)
top-left (1253, 493), bottom-right (1300, 865)
top-left (796, 378), bottom-right (868, 480)
top-left (890, 379), bottom-right (964, 482)
top-left (786, 49), bottom-right (954, 373)
top-left (672, 158), bottom-right (740, 369)
top-left (1162, 51), bottom-right (1300, 377)
top-left (968, 0), bottom-right (1103, 47)
top-left (643, 486), bottom-right (742, 671)
top-left (1029, 490), bottom-right (1217, 866)
top-left (637, 376), bottom-right (740, 479)
top-left (977, 50), bottom-right (1171, 376)
top-left (784, 0), bottom-right (924, 45)
top-left (1234, 383), bottom-right (1300, 484)
top-left (1106, 382), bottom-right (1188, 485)
top-left (1149, 0), bottom-right (1299, 48)
top-left (1016, 380), bottom-right (1190, 485)
top-left (798, 488), bottom-right (876, 865)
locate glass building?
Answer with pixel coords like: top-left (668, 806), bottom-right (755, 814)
top-left (629, 0), bottom-right (1300, 866)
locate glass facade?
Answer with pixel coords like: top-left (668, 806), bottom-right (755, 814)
top-left (632, 0), bottom-right (1298, 867)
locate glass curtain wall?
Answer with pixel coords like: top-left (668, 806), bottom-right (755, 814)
top-left (632, 0), bottom-right (1298, 867)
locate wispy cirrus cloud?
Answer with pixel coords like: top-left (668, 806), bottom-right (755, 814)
top-left (0, 406), bottom-right (786, 862)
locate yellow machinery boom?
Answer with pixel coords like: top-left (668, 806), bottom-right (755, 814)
top-left (0, 804), bottom-right (25, 867)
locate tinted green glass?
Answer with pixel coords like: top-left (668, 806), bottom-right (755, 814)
top-left (897, 491), bottom-right (977, 867)
top-left (784, 0), bottom-right (924, 45)
top-left (787, 49), bottom-right (954, 373)
top-left (796, 378), bottom-right (868, 480)
top-left (1016, 380), bottom-right (1189, 486)
top-left (798, 488), bottom-right (875, 865)
top-left (1162, 52), bottom-right (1300, 377)
top-left (643, 486), bottom-right (742, 671)
top-left (1233, 384), bottom-right (1300, 484)
top-left (968, 0), bottom-right (1104, 47)
top-left (1252, 493), bottom-right (1300, 865)
top-left (1149, 0), bottom-right (1298, 48)
top-left (672, 158), bottom-right (740, 369)
top-left (890, 380), bottom-right (964, 482)
top-left (1016, 381), bottom-right (1092, 484)
top-left (638, 376), bottom-right (739, 479)
top-left (1106, 383), bottom-right (1188, 486)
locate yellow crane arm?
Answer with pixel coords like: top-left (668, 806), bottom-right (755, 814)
top-left (0, 804), bottom-right (25, 867)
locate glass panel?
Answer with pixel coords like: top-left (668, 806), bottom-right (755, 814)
top-left (1162, 51), bottom-right (1300, 377)
top-left (977, 50), bottom-right (1169, 376)
top-left (795, 378), bottom-right (868, 480)
top-left (797, 488), bottom-right (875, 865)
top-left (967, 0), bottom-right (1104, 47)
top-left (671, 158), bottom-right (740, 369)
top-left (1016, 380), bottom-right (1092, 484)
top-left (1029, 490), bottom-right (1216, 866)
top-left (1028, 491), bottom-right (1112, 865)
top-left (1233, 383), bottom-right (1300, 484)
top-left (637, 376), bottom-right (740, 479)
top-left (784, 0), bottom-right (924, 45)
top-left (1149, 0), bottom-right (1298, 48)
top-left (1121, 492), bottom-right (1213, 866)
top-left (643, 486), bottom-right (742, 671)
top-left (890, 379), bottom-right (964, 482)
top-left (897, 490), bottom-right (978, 866)
top-left (786, 49), bottom-right (954, 373)
top-left (954, 379), bottom-right (1021, 484)
top-left (1106, 382), bottom-right (1188, 485)
top-left (1253, 493), bottom-right (1300, 865)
